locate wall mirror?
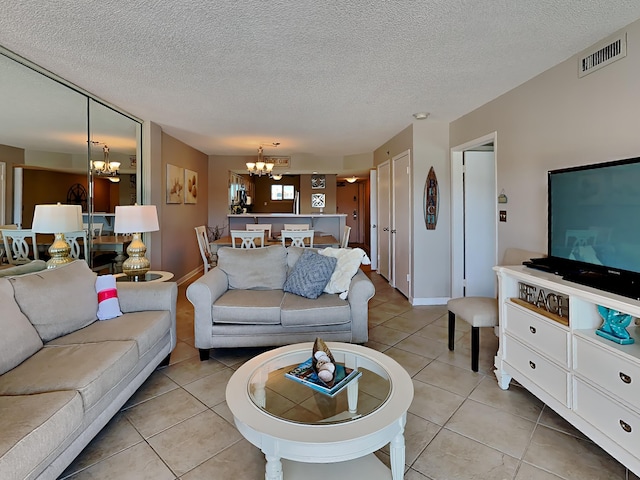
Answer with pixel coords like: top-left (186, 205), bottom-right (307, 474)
top-left (0, 48), bottom-right (141, 267)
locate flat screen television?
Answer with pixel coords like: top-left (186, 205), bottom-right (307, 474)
top-left (544, 156), bottom-right (640, 299)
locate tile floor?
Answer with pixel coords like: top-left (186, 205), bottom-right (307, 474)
top-left (60, 268), bottom-right (638, 480)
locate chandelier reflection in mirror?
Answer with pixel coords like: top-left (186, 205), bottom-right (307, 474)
top-left (91, 142), bottom-right (121, 183)
top-left (246, 146), bottom-right (275, 177)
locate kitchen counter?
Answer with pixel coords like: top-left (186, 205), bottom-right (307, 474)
top-left (227, 213), bottom-right (346, 241)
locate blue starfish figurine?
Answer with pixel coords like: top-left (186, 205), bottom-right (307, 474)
top-left (596, 305), bottom-right (635, 345)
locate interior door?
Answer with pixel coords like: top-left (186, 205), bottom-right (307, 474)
top-left (336, 182), bottom-right (359, 243)
top-left (377, 161), bottom-right (391, 281)
top-left (463, 150), bottom-right (497, 297)
top-left (369, 169), bottom-right (378, 270)
top-left (392, 151), bottom-right (411, 297)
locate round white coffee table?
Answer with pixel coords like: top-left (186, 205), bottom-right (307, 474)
top-left (225, 342), bottom-right (413, 480)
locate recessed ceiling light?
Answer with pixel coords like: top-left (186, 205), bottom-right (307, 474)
top-left (346, 176), bottom-right (357, 183)
top-left (412, 112), bottom-right (430, 120)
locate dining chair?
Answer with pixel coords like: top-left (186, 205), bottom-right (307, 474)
top-left (195, 225), bottom-right (216, 273)
top-left (231, 230), bottom-right (264, 249)
top-left (281, 229), bottom-right (314, 248)
top-left (65, 230), bottom-right (89, 261)
top-left (0, 224), bottom-right (18, 264)
top-left (341, 225), bottom-right (352, 248)
top-left (83, 222), bottom-right (104, 237)
top-left (1, 228), bottom-right (39, 265)
top-left (246, 223), bottom-right (272, 239)
top-left (283, 224), bottom-right (309, 231)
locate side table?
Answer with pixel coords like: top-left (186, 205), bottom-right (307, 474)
top-left (114, 270), bottom-right (174, 283)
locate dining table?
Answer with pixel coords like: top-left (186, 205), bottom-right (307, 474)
top-left (212, 234), bottom-right (340, 249)
top-left (91, 235), bottom-right (132, 271)
top-left (34, 234), bottom-right (132, 272)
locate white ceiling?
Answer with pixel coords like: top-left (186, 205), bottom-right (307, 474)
top-left (1, 1), bottom-right (639, 158)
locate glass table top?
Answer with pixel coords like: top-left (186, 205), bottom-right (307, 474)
top-left (116, 272), bottom-right (163, 282)
top-left (247, 348), bottom-right (392, 426)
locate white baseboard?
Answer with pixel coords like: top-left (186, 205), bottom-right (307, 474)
top-left (175, 266), bottom-right (202, 286)
top-left (411, 297), bottom-right (449, 306)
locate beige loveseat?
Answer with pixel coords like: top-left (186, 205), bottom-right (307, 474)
top-left (187, 245), bottom-right (375, 360)
top-left (0, 260), bottom-right (177, 480)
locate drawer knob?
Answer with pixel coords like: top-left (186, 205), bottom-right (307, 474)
top-left (619, 420), bottom-right (632, 433)
top-left (619, 372), bottom-right (632, 384)
top-left (529, 326), bottom-right (536, 334)
top-left (529, 361), bottom-right (536, 370)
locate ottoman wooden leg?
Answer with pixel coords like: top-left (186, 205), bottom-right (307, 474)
top-left (448, 311), bottom-right (456, 351)
top-left (471, 326), bottom-right (480, 372)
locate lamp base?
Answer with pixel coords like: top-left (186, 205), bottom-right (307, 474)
top-left (46, 233), bottom-right (73, 269)
top-left (122, 233), bottom-right (150, 277)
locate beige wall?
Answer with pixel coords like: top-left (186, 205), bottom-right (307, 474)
top-left (251, 175), bottom-right (300, 213)
top-left (374, 125), bottom-right (413, 168)
top-left (412, 121), bottom-right (450, 301)
top-left (147, 130), bottom-right (208, 282)
top-left (450, 21), bottom-right (640, 260)
top-left (0, 144), bottom-right (24, 224)
top-left (208, 155), bottom-right (257, 233)
top-left (373, 122), bottom-right (451, 302)
top-left (299, 174), bottom-right (337, 213)
top-left (208, 156), bottom-right (341, 228)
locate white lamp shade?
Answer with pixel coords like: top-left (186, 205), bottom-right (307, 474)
top-left (114, 205), bottom-right (159, 234)
top-left (32, 204), bottom-right (82, 233)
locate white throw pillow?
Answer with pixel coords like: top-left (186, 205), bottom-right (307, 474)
top-left (96, 275), bottom-right (123, 320)
top-left (319, 247), bottom-right (371, 299)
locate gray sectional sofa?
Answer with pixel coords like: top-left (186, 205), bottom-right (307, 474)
top-left (0, 260), bottom-right (177, 480)
top-left (187, 245), bottom-right (375, 360)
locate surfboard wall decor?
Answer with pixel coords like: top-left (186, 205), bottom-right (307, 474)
top-left (424, 166), bottom-right (438, 230)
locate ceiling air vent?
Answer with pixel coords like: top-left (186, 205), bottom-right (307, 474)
top-left (578, 33), bottom-right (626, 78)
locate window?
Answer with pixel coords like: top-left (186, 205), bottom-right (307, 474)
top-left (271, 184), bottom-right (295, 201)
top-left (271, 185), bottom-right (282, 200)
top-left (283, 185), bottom-right (295, 199)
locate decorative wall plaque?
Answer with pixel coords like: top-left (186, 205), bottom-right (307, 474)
top-left (311, 193), bottom-right (325, 208)
top-left (515, 282), bottom-right (569, 325)
top-left (311, 174), bottom-right (326, 189)
top-left (424, 166), bottom-right (438, 230)
top-left (266, 156), bottom-right (290, 168)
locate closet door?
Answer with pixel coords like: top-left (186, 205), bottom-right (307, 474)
top-left (392, 151), bottom-right (411, 297)
top-left (377, 161), bottom-right (391, 281)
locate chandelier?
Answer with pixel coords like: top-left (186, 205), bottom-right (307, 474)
top-left (246, 146), bottom-right (275, 177)
top-left (92, 143), bottom-right (121, 183)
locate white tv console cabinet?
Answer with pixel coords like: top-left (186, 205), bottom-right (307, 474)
top-left (494, 265), bottom-right (640, 475)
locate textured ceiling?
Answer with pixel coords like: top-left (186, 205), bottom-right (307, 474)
top-left (1, 1), bottom-right (640, 158)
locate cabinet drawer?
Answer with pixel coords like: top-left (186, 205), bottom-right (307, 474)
top-left (504, 335), bottom-right (569, 406)
top-left (574, 336), bottom-right (640, 409)
top-left (505, 302), bottom-right (569, 367)
top-left (574, 378), bottom-right (640, 454)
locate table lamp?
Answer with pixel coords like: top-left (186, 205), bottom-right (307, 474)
top-left (114, 204), bottom-right (159, 277)
top-left (32, 203), bottom-right (83, 268)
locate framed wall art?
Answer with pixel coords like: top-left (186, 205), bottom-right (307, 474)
top-left (311, 193), bottom-right (326, 208)
top-left (166, 164), bottom-right (184, 204)
top-left (311, 174), bottom-right (326, 189)
top-left (184, 168), bottom-right (198, 204)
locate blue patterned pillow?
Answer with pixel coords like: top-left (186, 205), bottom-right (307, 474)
top-left (284, 250), bottom-right (337, 299)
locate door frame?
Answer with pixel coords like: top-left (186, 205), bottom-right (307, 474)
top-left (369, 169), bottom-right (378, 270)
top-left (391, 149), bottom-right (412, 298)
top-left (377, 160), bottom-right (391, 281)
top-left (450, 132), bottom-right (498, 298)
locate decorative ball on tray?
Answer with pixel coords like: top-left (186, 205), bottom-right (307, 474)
top-left (312, 337), bottom-right (336, 386)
